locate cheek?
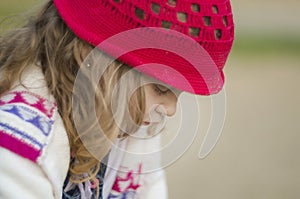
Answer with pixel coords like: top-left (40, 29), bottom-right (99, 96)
top-left (144, 96), bottom-right (157, 115)
top-left (144, 90), bottom-right (160, 115)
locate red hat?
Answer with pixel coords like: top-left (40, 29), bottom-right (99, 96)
top-left (53, 0), bottom-right (234, 95)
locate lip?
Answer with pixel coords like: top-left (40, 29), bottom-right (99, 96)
top-left (142, 121), bottom-right (161, 126)
top-left (142, 121), bottom-right (151, 126)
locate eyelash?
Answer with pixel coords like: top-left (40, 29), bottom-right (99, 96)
top-left (153, 85), bottom-right (169, 95)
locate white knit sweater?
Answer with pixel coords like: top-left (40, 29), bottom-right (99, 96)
top-left (0, 65), bottom-right (167, 199)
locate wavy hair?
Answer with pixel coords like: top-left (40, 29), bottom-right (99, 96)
top-left (0, 0), bottom-right (145, 188)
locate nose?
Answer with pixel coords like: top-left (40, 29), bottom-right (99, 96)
top-left (165, 100), bottom-right (177, 116)
top-left (157, 94), bottom-right (178, 117)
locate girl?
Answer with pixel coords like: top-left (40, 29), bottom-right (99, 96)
top-left (0, 0), bottom-right (234, 198)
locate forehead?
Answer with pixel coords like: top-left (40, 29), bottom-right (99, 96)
top-left (142, 73), bottom-right (169, 87)
top-left (141, 74), bottom-right (183, 94)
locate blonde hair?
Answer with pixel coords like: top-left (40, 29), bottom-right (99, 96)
top-left (0, 0), bottom-right (145, 187)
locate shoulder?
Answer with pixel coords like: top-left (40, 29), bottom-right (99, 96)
top-left (0, 90), bottom-right (70, 198)
top-left (0, 90), bottom-right (57, 163)
top-left (0, 66), bottom-right (70, 198)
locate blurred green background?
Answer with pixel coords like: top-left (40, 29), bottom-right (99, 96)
top-left (1, 0), bottom-right (299, 199)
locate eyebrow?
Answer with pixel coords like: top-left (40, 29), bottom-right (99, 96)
top-left (155, 84), bottom-right (169, 91)
top-left (156, 83), bottom-right (183, 96)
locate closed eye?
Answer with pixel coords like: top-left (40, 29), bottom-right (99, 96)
top-left (153, 84), bottom-right (170, 95)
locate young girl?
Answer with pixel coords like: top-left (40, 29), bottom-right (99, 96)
top-left (0, 0), bottom-right (234, 198)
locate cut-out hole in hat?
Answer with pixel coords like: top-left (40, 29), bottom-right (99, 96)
top-left (161, 20), bottom-right (172, 29)
top-left (223, 16), bottom-right (228, 27)
top-left (215, 29), bottom-right (222, 40)
top-left (189, 27), bottom-right (200, 37)
top-left (167, 0), bottom-right (176, 7)
top-left (191, 3), bottom-right (200, 12)
top-left (151, 3), bottom-right (160, 15)
top-left (177, 12), bottom-right (187, 23)
top-left (135, 7), bottom-right (145, 20)
top-left (212, 5), bottom-right (218, 14)
top-left (203, 16), bottom-right (211, 26)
